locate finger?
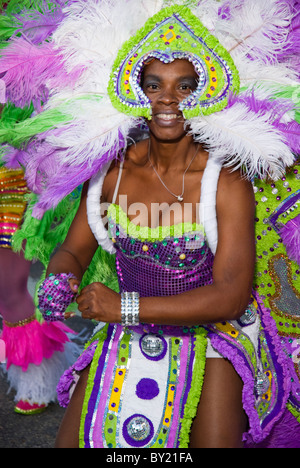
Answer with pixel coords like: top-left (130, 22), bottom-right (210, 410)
top-left (69, 277), bottom-right (80, 294)
top-left (76, 295), bottom-right (90, 313)
top-left (64, 311), bottom-right (76, 319)
top-left (81, 306), bottom-right (92, 320)
top-left (76, 290), bottom-right (87, 307)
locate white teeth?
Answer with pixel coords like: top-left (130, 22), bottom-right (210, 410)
top-left (156, 114), bottom-right (179, 120)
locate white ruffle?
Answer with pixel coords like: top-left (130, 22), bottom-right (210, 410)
top-left (87, 154), bottom-right (222, 255)
top-left (200, 156), bottom-right (222, 254)
top-left (1, 342), bottom-right (82, 405)
top-left (86, 162), bottom-right (116, 254)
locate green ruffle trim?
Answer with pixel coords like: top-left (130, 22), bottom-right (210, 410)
top-left (108, 203), bottom-right (204, 242)
top-left (178, 326), bottom-right (207, 447)
top-left (79, 324), bottom-right (110, 449)
top-left (12, 188), bottom-right (82, 265)
top-left (287, 402), bottom-right (300, 425)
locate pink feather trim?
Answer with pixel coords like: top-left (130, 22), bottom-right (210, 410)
top-left (1, 318), bottom-right (74, 371)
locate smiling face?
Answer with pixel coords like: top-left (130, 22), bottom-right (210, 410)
top-left (141, 59), bottom-right (198, 142)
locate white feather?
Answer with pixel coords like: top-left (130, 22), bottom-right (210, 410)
top-left (14, 0), bottom-right (297, 213)
top-left (43, 94), bottom-right (141, 166)
top-left (210, 0), bottom-right (293, 63)
top-left (187, 101), bottom-right (295, 180)
top-left (234, 56), bottom-right (299, 89)
top-left (50, 0), bottom-right (167, 97)
top-left (191, 0), bottom-right (224, 32)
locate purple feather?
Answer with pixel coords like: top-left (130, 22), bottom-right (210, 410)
top-left (275, 1), bottom-right (300, 73)
top-left (227, 90), bottom-right (300, 154)
top-left (29, 156), bottom-right (117, 219)
top-left (228, 90), bottom-right (295, 120)
top-left (1, 145), bottom-right (26, 169)
top-left (14, 5), bottom-right (66, 44)
top-left (11, 127), bottom-right (126, 218)
top-left (0, 38), bottom-right (82, 109)
top-left (218, 2), bottom-right (232, 21)
top-left (277, 121), bottom-right (300, 154)
top-left (279, 214), bottom-right (300, 265)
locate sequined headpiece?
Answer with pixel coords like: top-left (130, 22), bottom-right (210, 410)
top-left (108, 5), bottom-right (240, 119)
top-left (0, 0), bottom-right (298, 217)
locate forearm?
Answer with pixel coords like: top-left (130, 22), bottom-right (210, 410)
top-left (46, 247), bottom-right (88, 282)
top-left (138, 281), bottom-right (252, 327)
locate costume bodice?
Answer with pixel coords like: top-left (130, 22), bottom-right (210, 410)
top-left (107, 203), bottom-right (214, 296)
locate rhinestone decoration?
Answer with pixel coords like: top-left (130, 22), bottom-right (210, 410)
top-left (126, 416), bottom-right (151, 440)
top-left (122, 414), bottom-right (154, 446)
top-left (238, 303), bottom-right (257, 326)
top-left (255, 371), bottom-right (270, 396)
top-left (140, 334), bottom-right (167, 360)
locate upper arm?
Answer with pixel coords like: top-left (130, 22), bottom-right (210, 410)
top-left (213, 169), bottom-right (256, 315)
top-left (56, 182), bottom-right (99, 273)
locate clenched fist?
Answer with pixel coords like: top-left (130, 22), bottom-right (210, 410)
top-left (70, 280), bottom-right (121, 323)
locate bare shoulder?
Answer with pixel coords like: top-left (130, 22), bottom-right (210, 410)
top-left (217, 167), bottom-right (254, 202)
top-left (216, 167), bottom-right (255, 223)
top-left (101, 140), bottom-right (148, 202)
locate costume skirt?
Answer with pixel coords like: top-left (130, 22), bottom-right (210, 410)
top-left (57, 293), bottom-right (294, 448)
top-left (58, 323), bottom-right (207, 448)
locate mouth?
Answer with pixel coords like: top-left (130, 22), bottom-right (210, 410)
top-left (155, 113), bottom-right (181, 121)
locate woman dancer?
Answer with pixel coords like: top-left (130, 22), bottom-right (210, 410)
top-left (0, 0), bottom-right (299, 448)
top-left (50, 57), bottom-right (254, 448)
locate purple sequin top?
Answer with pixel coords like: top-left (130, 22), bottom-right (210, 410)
top-left (107, 205), bottom-right (214, 298)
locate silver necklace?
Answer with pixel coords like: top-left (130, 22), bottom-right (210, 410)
top-left (147, 141), bottom-right (200, 202)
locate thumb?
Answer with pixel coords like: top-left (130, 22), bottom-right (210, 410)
top-left (69, 277), bottom-right (80, 294)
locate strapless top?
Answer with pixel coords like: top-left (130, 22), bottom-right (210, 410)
top-left (107, 204), bottom-right (214, 297)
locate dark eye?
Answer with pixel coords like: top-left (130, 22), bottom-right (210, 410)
top-left (144, 83), bottom-right (160, 92)
top-left (179, 81), bottom-right (197, 92)
top-left (179, 84), bottom-right (191, 91)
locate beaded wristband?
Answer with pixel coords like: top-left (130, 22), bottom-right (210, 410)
top-left (121, 291), bottom-right (140, 327)
top-left (37, 273), bottom-right (78, 322)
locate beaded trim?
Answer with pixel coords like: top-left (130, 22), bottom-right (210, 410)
top-left (108, 5), bottom-right (239, 120)
top-left (0, 167), bottom-right (28, 249)
top-left (4, 313), bottom-right (36, 328)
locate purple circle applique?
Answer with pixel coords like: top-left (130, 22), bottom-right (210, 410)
top-left (136, 378), bottom-right (160, 400)
top-left (122, 414), bottom-right (154, 447)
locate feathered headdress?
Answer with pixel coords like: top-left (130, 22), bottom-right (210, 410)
top-left (0, 0), bottom-right (299, 218)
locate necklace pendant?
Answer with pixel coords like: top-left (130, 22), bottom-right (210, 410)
top-left (177, 196), bottom-right (183, 202)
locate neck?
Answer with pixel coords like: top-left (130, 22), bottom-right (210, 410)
top-left (148, 134), bottom-right (197, 172)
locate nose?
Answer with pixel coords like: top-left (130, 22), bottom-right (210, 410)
top-left (157, 86), bottom-right (179, 105)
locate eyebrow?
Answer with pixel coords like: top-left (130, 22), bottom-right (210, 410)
top-left (143, 74), bottom-right (198, 83)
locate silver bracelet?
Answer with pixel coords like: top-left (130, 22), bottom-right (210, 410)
top-left (121, 291), bottom-right (140, 326)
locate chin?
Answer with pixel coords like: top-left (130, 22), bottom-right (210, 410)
top-left (147, 122), bottom-right (187, 143)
